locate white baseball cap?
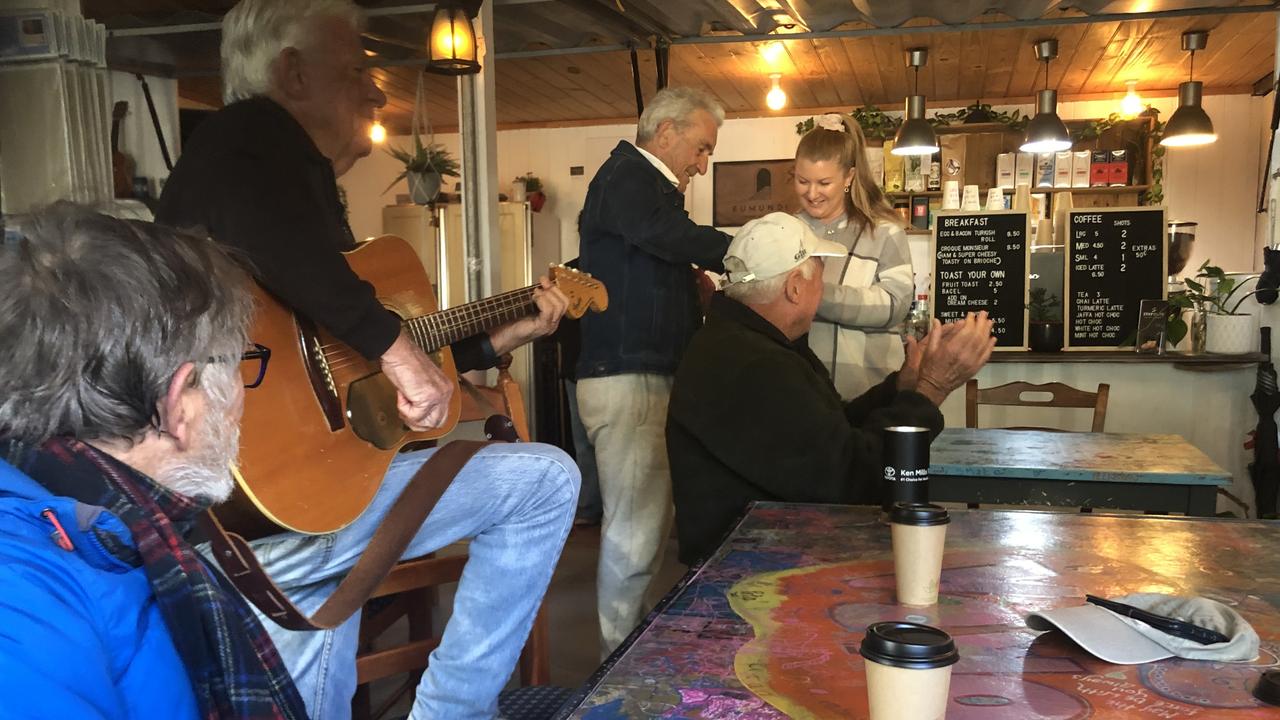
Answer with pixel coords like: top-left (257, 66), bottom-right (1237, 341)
top-left (724, 212), bottom-right (847, 285)
top-left (1026, 593), bottom-right (1259, 665)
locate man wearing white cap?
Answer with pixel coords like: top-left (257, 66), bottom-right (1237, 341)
top-left (666, 212), bottom-right (996, 564)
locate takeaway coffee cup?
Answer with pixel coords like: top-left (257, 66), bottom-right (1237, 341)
top-left (941, 181), bottom-right (960, 210)
top-left (881, 426), bottom-right (931, 511)
top-left (860, 621), bottom-right (959, 720)
top-left (890, 503), bottom-right (950, 606)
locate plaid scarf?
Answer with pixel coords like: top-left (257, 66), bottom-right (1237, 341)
top-left (19, 438), bottom-right (308, 720)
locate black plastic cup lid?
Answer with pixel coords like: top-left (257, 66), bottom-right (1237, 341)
top-left (1255, 669), bottom-right (1280, 706)
top-left (890, 502), bottom-right (951, 526)
top-left (860, 621), bottom-right (960, 670)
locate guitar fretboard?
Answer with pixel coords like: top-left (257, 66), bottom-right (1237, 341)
top-left (404, 285), bottom-right (539, 352)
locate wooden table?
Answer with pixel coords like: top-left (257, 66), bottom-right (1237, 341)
top-left (929, 428), bottom-right (1231, 515)
top-left (558, 504), bottom-right (1280, 719)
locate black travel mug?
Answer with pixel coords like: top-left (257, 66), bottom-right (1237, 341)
top-left (881, 426), bottom-right (931, 511)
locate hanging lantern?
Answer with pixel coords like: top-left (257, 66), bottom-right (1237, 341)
top-left (428, 3), bottom-right (480, 76)
top-left (766, 73), bottom-right (787, 111)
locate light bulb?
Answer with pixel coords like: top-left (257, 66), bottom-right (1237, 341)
top-left (766, 74), bottom-right (786, 111)
top-left (1120, 80), bottom-right (1143, 118)
top-left (760, 40), bottom-right (785, 66)
top-left (369, 119), bottom-right (386, 144)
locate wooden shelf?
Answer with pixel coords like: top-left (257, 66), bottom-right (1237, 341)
top-left (1008, 185), bottom-right (1150, 195)
top-left (887, 191), bottom-right (942, 199)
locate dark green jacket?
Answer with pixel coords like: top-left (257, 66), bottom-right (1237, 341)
top-left (666, 294), bottom-right (944, 564)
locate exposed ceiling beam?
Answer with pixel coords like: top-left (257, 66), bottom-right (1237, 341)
top-left (1256, 72), bottom-right (1277, 96)
top-left (672, 3), bottom-right (1280, 46)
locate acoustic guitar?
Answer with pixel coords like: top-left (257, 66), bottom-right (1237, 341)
top-left (217, 235), bottom-right (608, 540)
top-left (110, 101), bottom-right (135, 199)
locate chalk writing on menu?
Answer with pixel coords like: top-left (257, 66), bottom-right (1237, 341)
top-left (932, 212), bottom-right (1030, 349)
top-left (1066, 207), bottom-right (1167, 349)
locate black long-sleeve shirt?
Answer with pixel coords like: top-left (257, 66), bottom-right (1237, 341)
top-left (156, 97), bottom-right (494, 370)
top-left (666, 294), bottom-right (945, 565)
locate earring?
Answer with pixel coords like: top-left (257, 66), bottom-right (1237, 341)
top-left (844, 185), bottom-right (851, 193)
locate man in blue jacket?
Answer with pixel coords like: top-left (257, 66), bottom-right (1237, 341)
top-left (577, 86), bottom-right (733, 654)
top-left (0, 204), bottom-right (307, 719)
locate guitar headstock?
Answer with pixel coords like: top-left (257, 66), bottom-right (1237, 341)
top-left (549, 265), bottom-right (609, 319)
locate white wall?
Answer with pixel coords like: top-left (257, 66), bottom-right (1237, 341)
top-left (343, 94), bottom-right (1270, 276)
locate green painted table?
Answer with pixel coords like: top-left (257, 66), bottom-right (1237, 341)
top-left (929, 428), bottom-right (1231, 515)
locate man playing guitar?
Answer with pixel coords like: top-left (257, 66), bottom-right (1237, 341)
top-left (155, 1), bottom-right (578, 718)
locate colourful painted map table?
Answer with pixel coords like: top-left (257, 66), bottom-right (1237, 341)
top-left (558, 503), bottom-right (1280, 719)
top-left (929, 429), bottom-right (1231, 515)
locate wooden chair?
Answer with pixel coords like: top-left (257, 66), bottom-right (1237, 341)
top-left (353, 357), bottom-right (550, 720)
top-left (965, 379), bottom-right (1110, 433)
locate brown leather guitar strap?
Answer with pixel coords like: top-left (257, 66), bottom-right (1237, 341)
top-left (201, 439), bottom-right (491, 631)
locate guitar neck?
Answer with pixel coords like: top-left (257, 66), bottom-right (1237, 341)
top-left (404, 285), bottom-right (539, 352)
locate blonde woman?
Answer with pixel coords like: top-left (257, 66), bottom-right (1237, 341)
top-left (794, 113), bottom-right (914, 399)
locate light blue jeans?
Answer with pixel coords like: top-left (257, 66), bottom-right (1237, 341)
top-left (575, 373), bottom-right (674, 657)
top-left (244, 443), bottom-right (579, 720)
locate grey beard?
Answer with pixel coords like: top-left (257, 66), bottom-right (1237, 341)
top-left (156, 369), bottom-right (241, 504)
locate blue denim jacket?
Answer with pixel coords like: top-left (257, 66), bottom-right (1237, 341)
top-left (576, 141), bottom-right (731, 379)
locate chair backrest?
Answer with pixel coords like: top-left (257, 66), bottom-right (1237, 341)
top-left (457, 354), bottom-right (531, 441)
top-left (965, 379), bottom-right (1110, 433)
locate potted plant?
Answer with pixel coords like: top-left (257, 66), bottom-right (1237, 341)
top-left (1179, 261), bottom-right (1263, 354)
top-left (516, 172), bottom-right (546, 212)
top-left (384, 136), bottom-right (459, 205)
top-left (1027, 287), bottom-right (1063, 352)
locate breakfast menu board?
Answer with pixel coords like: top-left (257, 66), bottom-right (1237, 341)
top-left (1065, 207), bottom-right (1167, 350)
top-left (931, 211), bottom-right (1030, 349)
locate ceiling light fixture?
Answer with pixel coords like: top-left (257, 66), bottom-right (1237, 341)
top-left (427, 2), bottom-right (480, 76)
top-left (1161, 31), bottom-right (1216, 147)
top-left (1120, 79), bottom-right (1143, 118)
top-left (892, 48), bottom-right (939, 156)
top-left (766, 73), bottom-right (786, 111)
top-left (1021, 38), bottom-right (1073, 154)
top-left (760, 39), bottom-right (785, 66)
top-left (370, 116), bottom-right (386, 144)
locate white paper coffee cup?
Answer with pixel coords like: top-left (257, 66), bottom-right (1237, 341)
top-left (890, 503), bottom-right (950, 606)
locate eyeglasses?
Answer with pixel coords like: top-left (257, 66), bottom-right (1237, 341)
top-left (240, 343), bottom-right (271, 389)
top-left (207, 343), bottom-right (271, 389)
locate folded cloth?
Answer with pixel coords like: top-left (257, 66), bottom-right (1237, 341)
top-left (1027, 593), bottom-right (1260, 665)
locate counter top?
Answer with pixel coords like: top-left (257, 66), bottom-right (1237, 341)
top-left (989, 350), bottom-right (1267, 366)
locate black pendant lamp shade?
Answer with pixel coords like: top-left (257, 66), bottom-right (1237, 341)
top-left (1161, 31), bottom-right (1216, 147)
top-left (428, 3), bottom-right (481, 76)
top-left (892, 48), bottom-right (939, 156)
top-left (1021, 39), bottom-right (1072, 153)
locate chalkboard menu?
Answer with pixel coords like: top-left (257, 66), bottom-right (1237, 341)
top-left (932, 211), bottom-right (1030, 349)
top-left (1065, 207), bottom-right (1167, 349)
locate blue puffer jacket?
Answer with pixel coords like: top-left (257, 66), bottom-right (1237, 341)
top-left (576, 141), bottom-right (732, 379)
top-left (0, 458), bottom-right (198, 720)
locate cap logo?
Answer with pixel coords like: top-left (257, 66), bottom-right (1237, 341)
top-left (795, 248), bottom-right (808, 261)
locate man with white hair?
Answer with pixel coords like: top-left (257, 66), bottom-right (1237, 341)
top-left (155, 2), bottom-right (579, 718)
top-left (0, 204), bottom-right (307, 719)
top-left (576, 86), bottom-right (733, 655)
top-left (666, 212), bottom-right (996, 564)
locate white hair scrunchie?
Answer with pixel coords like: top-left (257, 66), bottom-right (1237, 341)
top-left (815, 113), bottom-right (847, 132)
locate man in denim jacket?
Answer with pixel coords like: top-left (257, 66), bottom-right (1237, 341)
top-left (577, 87), bottom-right (732, 655)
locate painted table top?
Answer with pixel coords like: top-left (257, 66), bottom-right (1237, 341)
top-left (563, 503), bottom-right (1280, 719)
top-left (930, 429), bottom-right (1231, 486)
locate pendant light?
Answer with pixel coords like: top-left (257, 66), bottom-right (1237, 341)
top-left (1021, 39), bottom-right (1073, 153)
top-left (1161, 31), bottom-right (1216, 147)
top-left (1120, 80), bottom-right (1143, 118)
top-left (892, 48), bottom-right (939, 156)
top-left (766, 73), bottom-right (787, 111)
top-left (427, 2), bottom-right (480, 76)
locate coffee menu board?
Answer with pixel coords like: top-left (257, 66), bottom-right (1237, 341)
top-left (1065, 207), bottom-right (1167, 350)
top-left (931, 211), bottom-right (1030, 350)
